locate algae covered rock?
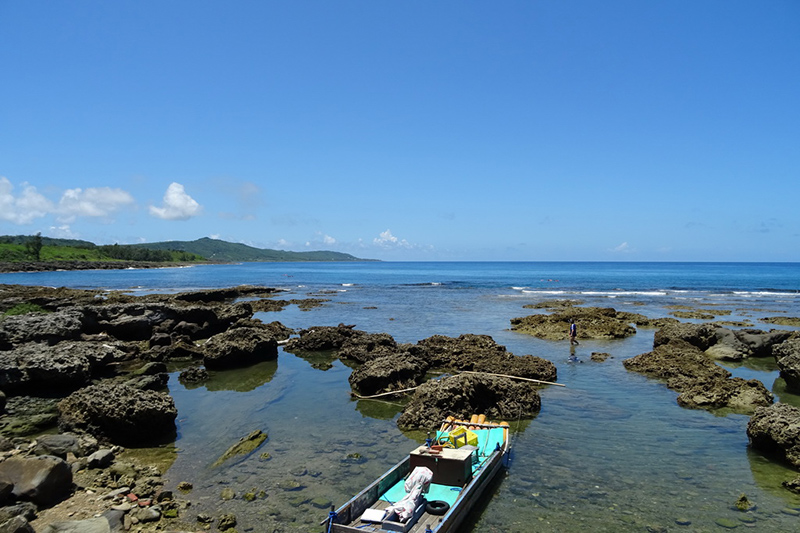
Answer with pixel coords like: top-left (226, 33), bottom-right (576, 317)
top-left (212, 430), bottom-right (268, 467)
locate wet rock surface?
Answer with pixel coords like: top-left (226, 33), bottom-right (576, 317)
top-left (747, 403), bottom-right (800, 468)
top-left (510, 306), bottom-right (643, 340)
top-left (773, 335), bottom-right (800, 393)
top-left (624, 340), bottom-right (773, 413)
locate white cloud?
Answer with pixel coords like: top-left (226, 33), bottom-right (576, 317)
top-left (611, 242), bottom-right (630, 253)
top-left (149, 182), bottom-right (202, 221)
top-left (323, 234), bottom-right (336, 245)
top-left (48, 225), bottom-right (79, 239)
top-left (0, 177), bottom-right (53, 224)
top-left (57, 187), bottom-right (135, 223)
top-left (373, 229), bottom-right (411, 248)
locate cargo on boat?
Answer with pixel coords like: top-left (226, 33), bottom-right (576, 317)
top-left (323, 415), bottom-right (510, 533)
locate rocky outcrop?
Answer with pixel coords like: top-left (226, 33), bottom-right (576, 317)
top-left (397, 374), bottom-right (541, 430)
top-left (284, 324), bottom-right (364, 353)
top-left (653, 322), bottom-right (717, 351)
top-left (202, 326), bottom-right (278, 369)
top-left (0, 455), bottom-right (72, 506)
top-left (0, 341), bottom-right (127, 395)
top-left (337, 333), bottom-right (400, 364)
top-left (349, 354), bottom-right (429, 396)
top-left (773, 336), bottom-right (800, 393)
top-left (623, 340), bottom-right (772, 413)
top-left (747, 403), bottom-right (800, 468)
top-left (510, 307), bottom-right (638, 341)
top-left (57, 383), bottom-right (177, 446)
top-left (0, 310), bottom-right (87, 350)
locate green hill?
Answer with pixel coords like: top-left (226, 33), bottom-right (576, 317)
top-left (0, 235), bottom-right (372, 263)
top-left (133, 237), bottom-right (371, 262)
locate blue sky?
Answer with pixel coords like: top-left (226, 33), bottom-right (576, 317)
top-left (1, 1), bottom-right (798, 261)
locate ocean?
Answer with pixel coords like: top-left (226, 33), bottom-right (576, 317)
top-left (3, 261), bottom-right (800, 531)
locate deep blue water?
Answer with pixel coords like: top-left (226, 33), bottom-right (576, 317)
top-left (4, 262), bottom-right (800, 532)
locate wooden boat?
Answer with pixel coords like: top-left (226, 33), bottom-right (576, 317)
top-left (323, 415), bottom-right (510, 533)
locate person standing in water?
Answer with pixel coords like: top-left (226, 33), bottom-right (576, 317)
top-left (568, 318), bottom-right (579, 345)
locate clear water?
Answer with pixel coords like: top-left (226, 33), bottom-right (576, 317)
top-left (4, 262), bottom-right (800, 531)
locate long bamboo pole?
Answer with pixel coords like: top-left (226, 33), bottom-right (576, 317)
top-left (459, 370), bottom-right (566, 387)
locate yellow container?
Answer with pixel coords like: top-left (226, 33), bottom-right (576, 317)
top-left (449, 426), bottom-right (478, 448)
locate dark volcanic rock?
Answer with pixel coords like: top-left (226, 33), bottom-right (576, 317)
top-left (348, 354), bottom-right (429, 396)
top-left (416, 334), bottom-right (557, 383)
top-left (0, 455), bottom-right (72, 506)
top-left (774, 337), bottom-right (800, 393)
top-left (747, 402), bottom-right (800, 468)
top-left (178, 366), bottom-right (209, 384)
top-left (624, 340), bottom-right (772, 413)
top-left (653, 322), bottom-right (717, 351)
top-left (397, 374), bottom-right (541, 430)
top-left (203, 326), bottom-right (278, 369)
top-left (338, 333), bottom-right (400, 364)
top-left (416, 334), bottom-right (508, 368)
top-left (57, 383), bottom-right (177, 445)
top-left (284, 324), bottom-right (364, 353)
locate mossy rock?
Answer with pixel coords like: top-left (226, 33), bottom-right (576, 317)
top-left (715, 517), bottom-right (739, 529)
top-left (212, 430), bottom-right (268, 467)
top-left (220, 487), bottom-right (236, 500)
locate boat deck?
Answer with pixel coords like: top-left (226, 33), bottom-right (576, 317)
top-left (327, 424), bottom-right (507, 533)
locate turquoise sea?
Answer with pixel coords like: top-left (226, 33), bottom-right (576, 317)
top-left (3, 262), bottom-right (800, 532)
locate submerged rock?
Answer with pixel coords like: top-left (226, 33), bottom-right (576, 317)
top-left (212, 430), bottom-right (268, 467)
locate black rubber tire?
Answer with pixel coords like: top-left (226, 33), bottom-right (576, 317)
top-left (426, 500), bottom-right (450, 516)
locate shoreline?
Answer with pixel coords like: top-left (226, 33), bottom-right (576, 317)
top-left (0, 261), bottom-right (216, 274)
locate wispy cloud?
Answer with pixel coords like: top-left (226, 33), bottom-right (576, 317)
top-left (149, 182), bottom-right (202, 221)
top-left (610, 241), bottom-right (630, 253)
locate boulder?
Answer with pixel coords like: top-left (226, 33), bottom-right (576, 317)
top-left (284, 324), bottom-right (364, 353)
top-left (677, 377), bottom-right (773, 412)
top-left (178, 366), bottom-right (208, 384)
top-left (203, 326), bottom-right (278, 369)
top-left (337, 333), bottom-right (399, 364)
top-left (0, 455), bottom-right (72, 506)
top-left (349, 354), bottom-right (429, 396)
top-left (0, 503), bottom-right (36, 524)
top-left (57, 383), bottom-right (177, 446)
top-left (31, 434), bottom-right (82, 460)
top-left (0, 516), bottom-right (35, 533)
top-left (653, 322), bottom-right (717, 351)
top-left (774, 337), bottom-right (800, 393)
top-left (747, 403), bottom-right (800, 468)
top-left (416, 334), bottom-right (508, 368)
top-left (397, 374), bottom-right (541, 430)
top-left (38, 509), bottom-right (124, 533)
top-left (510, 307), bottom-right (637, 340)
